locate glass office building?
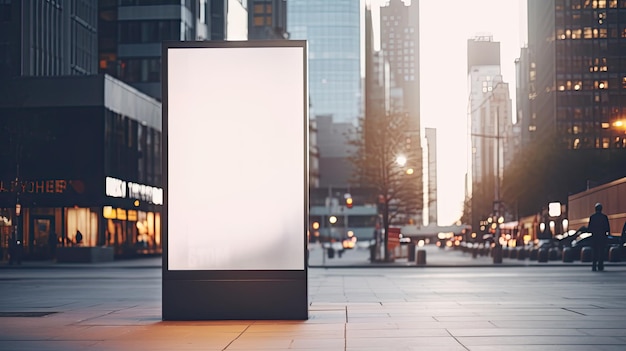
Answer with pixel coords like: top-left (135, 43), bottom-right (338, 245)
top-left (287, 0), bottom-right (361, 188)
top-left (287, 0), bottom-right (361, 125)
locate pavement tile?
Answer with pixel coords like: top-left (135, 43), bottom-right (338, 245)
top-left (448, 328), bottom-right (586, 337)
top-left (0, 340), bottom-right (99, 351)
top-left (2, 247), bottom-right (626, 350)
top-left (467, 346), bottom-right (626, 351)
top-left (347, 336), bottom-right (463, 349)
top-left (457, 335), bottom-right (624, 346)
top-left (347, 328), bottom-right (450, 338)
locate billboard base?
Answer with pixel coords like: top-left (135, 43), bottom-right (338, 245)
top-left (162, 274), bottom-right (308, 320)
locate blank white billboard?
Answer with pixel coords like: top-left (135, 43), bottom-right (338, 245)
top-left (165, 43), bottom-right (307, 270)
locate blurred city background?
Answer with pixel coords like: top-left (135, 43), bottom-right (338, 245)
top-left (1, 0), bottom-right (626, 266)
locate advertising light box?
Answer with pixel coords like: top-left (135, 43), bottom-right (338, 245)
top-left (165, 42), bottom-right (307, 271)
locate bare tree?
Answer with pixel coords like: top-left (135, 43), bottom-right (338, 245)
top-left (348, 111), bottom-right (422, 261)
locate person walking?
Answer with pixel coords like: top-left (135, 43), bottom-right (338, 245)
top-left (588, 202), bottom-right (610, 271)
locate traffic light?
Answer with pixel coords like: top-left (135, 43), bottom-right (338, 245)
top-left (345, 196), bottom-right (353, 208)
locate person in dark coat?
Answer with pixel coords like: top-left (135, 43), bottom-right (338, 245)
top-left (588, 202), bottom-right (610, 271)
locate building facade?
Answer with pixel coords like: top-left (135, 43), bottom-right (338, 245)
top-left (515, 46), bottom-right (535, 149)
top-left (524, 0), bottom-right (626, 210)
top-left (314, 115), bottom-right (356, 187)
top-left (0, 75), bottom-right (162, 260)
top-left (467, 36), bottom-right (515, 227)
top-left (287, 0), bottom-right (361, 188)
top-left (98, 0), bottom-right (216, 100)
top-left (0, 0), bottom-right (98, 78)
top-left (247, 0), bottom-right (287, 40)
top-left (287, 0), bottom-right (361, 125)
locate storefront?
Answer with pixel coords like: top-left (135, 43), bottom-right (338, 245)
top-left (0, 202), bottom-right (161, 260)
top-left (0, 74), bottom-right (162, 260)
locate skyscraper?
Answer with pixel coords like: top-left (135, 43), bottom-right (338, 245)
top-left (0, 0), bottom-right (98, 78)
top-left (287, 0), bottom-right (362, 187)
top-left (287, 0), bottom-right (361, 125)
top-left (379, 0), bottom-right (424, 225)
top-left (525, 0), bottom-right (626, 204)
top-left (98, 0), bottom-right (226, 100)
top-left (467, 35), bottom-right (513, 227)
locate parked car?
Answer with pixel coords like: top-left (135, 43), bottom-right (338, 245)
top-left (569, 232), bottom-right (621, 260)
top-left (554, 226), bottom-right (587, 249)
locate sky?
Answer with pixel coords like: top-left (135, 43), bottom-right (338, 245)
top-left (369, 0), bottom-right (528, 225)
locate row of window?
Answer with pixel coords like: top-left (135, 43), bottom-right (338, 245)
top-left (104, 110), bottom-right (162, 186)
top-left (567, 136), bottom-right (626, 149)
top-left (563, 121), bottom-right (626, 132)
top-left (555, 26), bottom-right (626, 39)
top-left (386, 52), bottom-right (416, 59)
top-left (556, 104), bottom-right (623, 118)
top-left (253, 15), bottom-right (272, 26)
top-left (556, 9), bottom-right (626, 22)
top-left (119, 20), bottom-right (180, 44)
top-left (557, 79), bottom-right (611, 90)
top-left (556, 78), bottom-right (626, 90)
top-left (253, 3), bottom-right (273, 14)
top-left (556, 0), bottom-right (624, 10)
top-left (556, 43), bottom-right (626, 62)
top-left (119, 57), bottom-right (161, 83)
top-left (120, 0), bottom-right (183, 6)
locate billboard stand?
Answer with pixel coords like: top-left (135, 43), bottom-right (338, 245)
top-left (162, 40), bottom-right (308, 320)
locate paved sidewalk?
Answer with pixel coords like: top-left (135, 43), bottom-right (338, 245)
top-left (307, 243), bottom-right (621, 268)
top-left (1, 251), bottom-right (626, 350)
top-left (1, 243), bottom-right (622, 269)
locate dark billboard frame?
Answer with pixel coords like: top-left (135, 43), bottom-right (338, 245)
top-left (161, 40), bottom-right (308, 320)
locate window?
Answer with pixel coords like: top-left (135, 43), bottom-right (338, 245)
top-left (119, 20), bottom-right (180, 43)
top-left (120, 0), bottom-right (179, 5)
top-left (119, 58), bottom-right (161, 83)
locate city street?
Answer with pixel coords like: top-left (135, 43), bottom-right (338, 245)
top-left (1, 249), bottom-right (626, 350)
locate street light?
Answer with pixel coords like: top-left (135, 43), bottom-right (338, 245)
top-left (329, 215), bottom-right (337, 239)
top-left (395, 155), bottom-right (407, 167)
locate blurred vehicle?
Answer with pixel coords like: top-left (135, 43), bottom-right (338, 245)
top-left (525, 238), bottom-right (553, 252)
top-left (569, 232), bottom-right (621, 259)
top-left (554, 226), bottom-right (587, 249)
